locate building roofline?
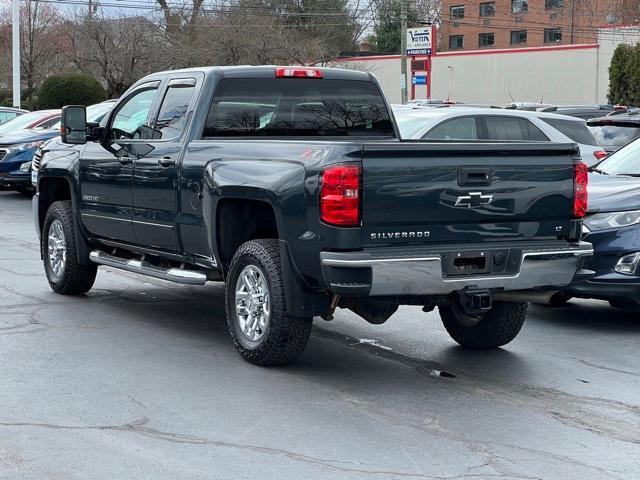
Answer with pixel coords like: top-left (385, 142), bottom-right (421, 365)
top-left (337, 43), bottom-right (599, 62)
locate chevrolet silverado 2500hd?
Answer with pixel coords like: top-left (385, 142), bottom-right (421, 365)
top-left (33, 66), bottom-right (592, 365)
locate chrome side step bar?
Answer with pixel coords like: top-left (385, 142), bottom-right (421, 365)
top-left (89, 250), bottom-right (207, 285)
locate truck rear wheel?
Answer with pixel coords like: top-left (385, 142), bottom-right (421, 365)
top-left (225, 239), bottom-right (312, 366)
top-left (439, 300), bottom-right (527, 348)
top-left (42, 200), bottom-right (97, 295)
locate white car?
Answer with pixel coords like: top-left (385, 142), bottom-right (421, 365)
top-left (394, 107), bottom-right (607, 165)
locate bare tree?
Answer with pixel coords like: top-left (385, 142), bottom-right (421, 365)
top-left (67, 13), bottom-right (167, 97)
top-left (19, 0), bottom-right (64, 103)
top-left (187, 0), bottom-right (367, 67)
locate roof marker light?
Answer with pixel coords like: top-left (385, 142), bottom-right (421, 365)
top-left (275, 68), bottom-right (323, 79)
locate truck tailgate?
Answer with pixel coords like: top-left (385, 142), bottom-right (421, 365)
top-left (361, 142), bottom-right (580, 246)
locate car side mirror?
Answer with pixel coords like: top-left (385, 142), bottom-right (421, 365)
top-left (61, 105), bottom-right (87, 144)
top-left (86, 122), bottom-right (104, 142)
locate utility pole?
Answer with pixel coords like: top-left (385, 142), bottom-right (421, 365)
top-left (400, 0), bottom-right (408, 104)
top-left (12, 0), bottom-right (20, 109)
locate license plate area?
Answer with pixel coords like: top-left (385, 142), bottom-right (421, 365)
top-left (443, 249), bottom-right (511, 277)
top-left (453, 255), bottom-right (486, 273)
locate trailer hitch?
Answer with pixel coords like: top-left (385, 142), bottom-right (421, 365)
top-left (456, 288), bottom-right (493, 315)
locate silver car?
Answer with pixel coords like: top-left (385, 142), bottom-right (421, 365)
top-left (394, 107), bottom-right (607, 165)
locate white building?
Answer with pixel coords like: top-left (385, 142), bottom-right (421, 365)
top-left (336, 27), bottom-right (640, 106)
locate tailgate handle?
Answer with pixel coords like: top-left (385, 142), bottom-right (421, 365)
top-left (458, 168), bottom-right (492, 186)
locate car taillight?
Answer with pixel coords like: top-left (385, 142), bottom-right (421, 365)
top-left (320, 165), bottom-right (361, 226)
top-left (593, 150), bottom-right (607, 161)
top-left (573, 162), bottom-right (588, 218)
top-left (275, 67), bottom-right (323, 79)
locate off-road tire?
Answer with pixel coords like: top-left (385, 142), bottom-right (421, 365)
top-left (42, 200), bottom-right (97, 295)
top-left (225, 239), bottom-right (312, 366)
top-left (439, 300), bottom-right (528, 348)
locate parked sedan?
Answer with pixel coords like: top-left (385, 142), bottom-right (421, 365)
top-left (0, 110), bottom-right (60, 136)
top-left (0, 127), bottom-right (60, 193)
top-left (0, 107), bottom-right (28, 125)
top-left (560, 139), bottom-right (640, 310)
top-left (394, 107), bottom-right (607, 165)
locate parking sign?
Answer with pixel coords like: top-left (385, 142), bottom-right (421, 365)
top-left (407, 27), bottom-right (433, 56)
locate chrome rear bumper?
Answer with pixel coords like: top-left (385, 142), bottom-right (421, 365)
top-left (320, 242), bottom-right (593, 296)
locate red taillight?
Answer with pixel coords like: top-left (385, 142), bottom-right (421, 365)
top-left (573, 162), bottom-right (588, 218)
top-left (275, 67), bottom-right (323, 79)
top-left (320, 165), bottom-right (361, 226)
top-left (593, 150), bottom-right (607, 161)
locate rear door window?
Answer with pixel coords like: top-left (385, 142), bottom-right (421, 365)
top-left (152, 80), bottom-right (196, 139)
top-left (540, 117), bottom-right (598, 145)
top-left (484, 116), bottom-right (549, 141)
top-left (202, 79), bottom-right (394, 137)
top-left (423, 117), bottom-right (479, 140)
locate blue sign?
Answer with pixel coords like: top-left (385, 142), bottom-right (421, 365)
top-left (412, 75), bottom-right (427, 85)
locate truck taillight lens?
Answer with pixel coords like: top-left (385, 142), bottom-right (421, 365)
top-left (320, 165), bottom-right (361, 226)
top-left (593, 150), bottom-right (608, 161)
top-left (573, 162), bottom-right (588, 218)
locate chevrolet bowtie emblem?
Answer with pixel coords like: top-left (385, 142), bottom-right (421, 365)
top-left (455, 192), bottom-right (494, 208)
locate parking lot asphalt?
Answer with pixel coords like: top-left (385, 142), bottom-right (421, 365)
top-left (0, 190), bottom-right (639, 480)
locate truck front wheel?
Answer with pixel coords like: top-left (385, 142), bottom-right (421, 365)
top-left (225, 239), bottom-right (312, 366)
top-left (439, 300), bottom-right (527, 348)
top-left (42, 200), bottom-right (97, 295)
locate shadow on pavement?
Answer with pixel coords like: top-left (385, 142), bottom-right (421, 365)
top-left (528, 301), bottom-right (640, 333)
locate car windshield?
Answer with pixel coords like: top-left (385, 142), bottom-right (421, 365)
top-left (597, 137), bottom-right (640, 175)
top-left (48, 103), bottom-right (115, 131)
top-left (0, 111), bottom-right (48, 135)
top-left (589, 124), bottom-right (640, 148)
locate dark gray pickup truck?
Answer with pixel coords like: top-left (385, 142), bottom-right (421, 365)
top-left (33, 66), bottom-right (592, 365)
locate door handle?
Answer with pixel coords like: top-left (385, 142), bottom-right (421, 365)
top-left (458, 167), bottom-right (492, 186)
top-left (158, 156), bottom-right (175, 167)
top-left (119, 155), bottom-right (132, 165)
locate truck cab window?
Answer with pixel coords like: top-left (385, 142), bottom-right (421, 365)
top-left (153, 83), bottom-right (195, 139)
top-left (110, 87), bottom-right (158, 140)
top-left (202, 79), bottom-right (394, 138)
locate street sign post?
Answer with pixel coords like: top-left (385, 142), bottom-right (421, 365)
top-left (407, 25), bottom-right (436, 101)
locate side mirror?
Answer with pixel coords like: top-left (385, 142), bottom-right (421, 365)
top-left (86, 122), bottom-right (104, 142)
top-left (61, 105), bottom-right (87, 144)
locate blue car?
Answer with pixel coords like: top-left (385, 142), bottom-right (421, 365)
top-left (1, 101), bottom-right (117, 194)
top-left (0, 127), bottom-right (60, 193)
top-left (562, 140), bottom-right (640, 310)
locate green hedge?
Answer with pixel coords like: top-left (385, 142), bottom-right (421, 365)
top-left (38, 73), bottom-right (107, 109)
top-left (608, 43), bottom-right (640, 105)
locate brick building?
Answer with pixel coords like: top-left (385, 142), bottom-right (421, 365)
top-left (440, 0), bottom-right (640, 51)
